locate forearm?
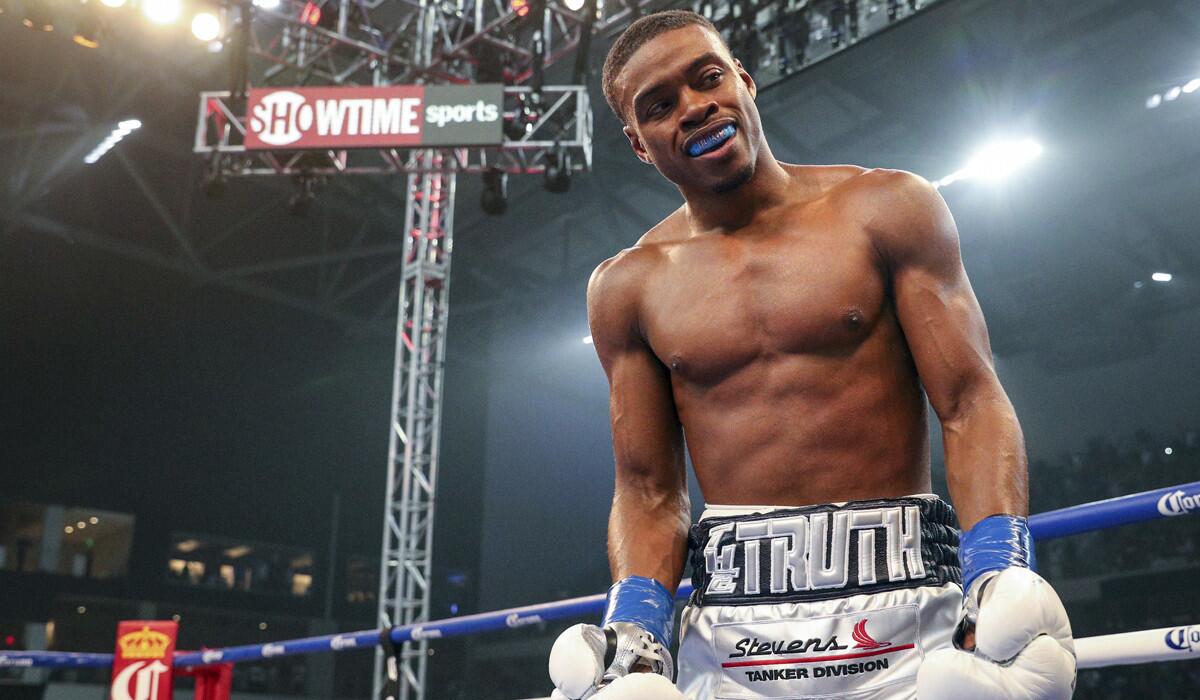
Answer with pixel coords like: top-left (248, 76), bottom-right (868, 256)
top-left (608, 480), bottom-right (690, 593)
top-left (941, 386), bottom-right (1028, 531)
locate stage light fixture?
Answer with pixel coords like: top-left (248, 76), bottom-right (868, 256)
top-left (542, 147), bottom-right (571, 193)
top-left (1145, 94), bottom-right (1162, 110)
top-left (289, 177), bottom-right (318, 216)
top-left (1164, 86), bottom-right (1182, 101)
top-left (203, 172), bottom-right (227, 199)
top-left (191, 11), bottom-right (220, 40)
top-left (1152, 272), bottom-right (1173, 283)
top-left (142, 0), bottom-right (181, 24)
top-left (1184, 79), bottom-right (1200, 94)
top-left (480, 167), bottom-right (508, 216)
top-left (563, 0), bottom-right (585, 11)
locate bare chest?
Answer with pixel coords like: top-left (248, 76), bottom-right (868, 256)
top-left (641, 227), bottom-right (888, 384)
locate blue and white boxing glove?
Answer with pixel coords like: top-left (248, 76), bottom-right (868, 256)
top-left (917, 515), bottom-right (1076, 700)
top-left (549, 576), bottom-right (680, 700)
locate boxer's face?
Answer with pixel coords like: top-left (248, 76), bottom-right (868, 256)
top-left (617, 26), bottom-right (762, 194)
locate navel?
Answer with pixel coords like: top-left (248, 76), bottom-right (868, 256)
top-left (843, 307), bottom-right (865, 327)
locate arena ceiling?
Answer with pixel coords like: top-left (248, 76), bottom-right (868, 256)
top-left (1, 0), bottom-right (1198, 370)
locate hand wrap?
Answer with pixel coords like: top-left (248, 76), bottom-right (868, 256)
top-left (917, 515), bottom-right (1075, 700)
top-left (548, 577), bottom-right (677, 700)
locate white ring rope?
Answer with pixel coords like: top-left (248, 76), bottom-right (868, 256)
top-left (1076, 624), bottom-right (1200, 669)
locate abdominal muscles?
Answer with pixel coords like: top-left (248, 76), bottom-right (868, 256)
top-left (672, 319), bottom-right (931, 507)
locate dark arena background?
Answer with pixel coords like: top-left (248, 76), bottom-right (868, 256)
top-left (1, 0), bottom-right (1198, 698)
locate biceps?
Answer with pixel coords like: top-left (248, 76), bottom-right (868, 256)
top-left (895, 265), bottom-right (998, 419)
top-left (606, 349), bottom-right (685, 491)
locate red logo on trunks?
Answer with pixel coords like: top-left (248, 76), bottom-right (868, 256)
top-left (851, 619), bottom-right (892, 650)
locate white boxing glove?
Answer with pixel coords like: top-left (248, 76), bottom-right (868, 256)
top-left (549, 576), bottom-right (678, 700)
top-left (918, 567), bottom-right (1076, 700)
top-left (549, 622), bottom-right (674, 699)
top-left (593, 672), bottom-right (686, 699)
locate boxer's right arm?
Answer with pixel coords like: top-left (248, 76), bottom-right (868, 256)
top-left (587, 249), bottom-right (690, 594)
top-left (548, 251), bottom-right (689, 700)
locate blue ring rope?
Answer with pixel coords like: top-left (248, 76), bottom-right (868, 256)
top-left (4, 479), bottom-right (1196, 669)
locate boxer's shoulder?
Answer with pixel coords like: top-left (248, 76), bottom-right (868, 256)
top-left (825, 167), bottom-right (940, 217)
top-left (831, 167), bottom-right (957, 263)
top-left (588, 209), bottom-right (685, 312)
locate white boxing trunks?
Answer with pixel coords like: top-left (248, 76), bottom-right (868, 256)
top-left (676, 496), bottom-right (962, 700)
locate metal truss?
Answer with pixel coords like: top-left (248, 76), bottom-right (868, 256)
top-left (374, 151), bottom-right (455, 700)
top-left (194, 84), bottom-right (592, 176)
top-left (230, 0), bottom-right (599, 87)
top-left (240, 0), bottom-right (420, 86)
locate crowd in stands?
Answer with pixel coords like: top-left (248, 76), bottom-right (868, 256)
top-left (1030, 427), bottom-right (1198, 698)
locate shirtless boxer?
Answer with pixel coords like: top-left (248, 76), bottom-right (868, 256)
top-left (549, 10), bottom-right (1075, 700)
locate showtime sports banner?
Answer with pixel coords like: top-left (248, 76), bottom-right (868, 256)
top-left (244, 84), bottom-right (504, 150)
top-left (109, 620), bottom-right (178, 700)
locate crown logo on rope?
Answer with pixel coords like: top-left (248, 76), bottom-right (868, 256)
top-left (117, 627), bottom-right (171, 659)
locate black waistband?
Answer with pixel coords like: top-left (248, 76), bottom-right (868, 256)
top-left (688, 497), bottom-right (961, 606)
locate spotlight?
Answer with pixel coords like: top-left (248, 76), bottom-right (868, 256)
top-left (1184, 79), bottom-right (1200, 94)
top-left (22, 1), bottom-right (55, 31)
top-left (1145, 94), bottom-right (1162, 110)
top-left (191, 11), bottom-right (221, 41)
top-left (480, 167), bottom-right (508, 216)
top-left (563, 0), bottom-right (584, 11)
top-left (299, 0), bottom-right (335, 28)
top-left (934, 138), bottom-right (1043, 188)
top-left (84, 118), bottom-right (142, 164)
top-left (542, 147), bottom-right (570, 193)
top-left (1164, 86), bottom-right (1182, 101)
top-left (142, 0), bottom-right (181, 24)
top-left (582, 335), bottom-right (593, 344)
top-left (1151, 272), bottom-right (1172, 283)
top-left (300, 0), bottom-right (320, 24)
top-left (73, 1), bottom-right (104, 47)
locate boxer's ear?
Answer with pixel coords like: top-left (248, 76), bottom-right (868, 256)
top-left (732, 58), bottom-right (757, 99)
top-left (623, 125), bottom-right (653, 165)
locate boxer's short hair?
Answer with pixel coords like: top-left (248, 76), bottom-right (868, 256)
top-left (602, 10), bottom-right (724, 124)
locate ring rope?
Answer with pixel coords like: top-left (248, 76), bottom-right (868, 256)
top-left (2, 480), bottom-right (1195, 671)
